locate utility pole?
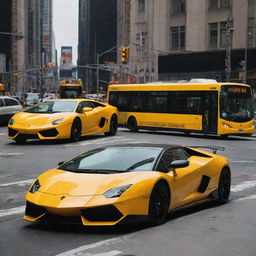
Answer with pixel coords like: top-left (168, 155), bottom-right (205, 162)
top-left (225, 18), bottom-right (234, 82)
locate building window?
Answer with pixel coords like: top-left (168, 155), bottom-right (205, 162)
top-left (220, 21), bottom-right (227, 48)
top-left (171, 0), bottom-right (186, 15)
top-left (248, 18), bottom-right (256, 48)
top-left (209, 22), bottom-right (229, 49)
top-left (209, 23), bottom-right (218, 49)
top-left (170, 26), bottom-right (185, 51)
top-left (209, 0), bottom-right (232, 9)
top-left (138, 0), bottom-right (145, 13)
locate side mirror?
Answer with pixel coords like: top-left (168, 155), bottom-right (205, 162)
top-left (170, 160), bottom-right (189, 169)
top-left (58, 161), bottom-right (64, 166)
top-left (83, 107), bottom-right (93, 113)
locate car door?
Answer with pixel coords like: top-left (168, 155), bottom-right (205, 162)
top-left (156, 147), bottom-right (203, 209)
top-left (4, 98), bottom-right (22, 115)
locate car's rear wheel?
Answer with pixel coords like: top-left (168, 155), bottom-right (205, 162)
top-left (70, 118), bottom-right (82, 141)
top-left (14, 135), bottom-right (27, 144)
top-left (148, 181), bottom-right (170, 226)
top-left (127, 116), bottom-right (138, 132)
top-left (217, 168), bottom-right (231, 204)
top-left (105, 115), bottom-right (118, 136)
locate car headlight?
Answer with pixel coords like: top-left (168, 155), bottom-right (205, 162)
top-left (9, 119), bottom-right (15, 125)
top-left (222, 122), bottom-right (232, 128)
top-left (52, 118), bottom-right (64, 125)
top-left (29, 179), bottom-right (41, 193)
top-left (104, 184), bottom-right (132, 198)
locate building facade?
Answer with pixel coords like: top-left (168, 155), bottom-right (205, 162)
top-left (78, 0), bottom-right (117, 93)
top-left (121, 0), bottom-right (256, 85)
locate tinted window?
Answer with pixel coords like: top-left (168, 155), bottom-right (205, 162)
top-left (0, 99), bottom-right (4, 107)
top-left (4, 98), bottom-right (19, 106)
top-left (59, 147), bottom-right (162, 173)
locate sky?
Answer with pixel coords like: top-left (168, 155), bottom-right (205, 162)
top-left (52, 0), bottom-right (79, 65)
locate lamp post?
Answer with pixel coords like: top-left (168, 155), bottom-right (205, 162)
top-left (96, 45), bottom-right (121, 94)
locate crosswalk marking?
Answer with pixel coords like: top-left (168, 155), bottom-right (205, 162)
top-left (0, 179), bottom-right (34, 187)
top-left (0, 206), bottom-right (25, 218)
top-left (0, 133), bottom-right (6, 136)
top-left (0, 152), bottom-right (24, 157)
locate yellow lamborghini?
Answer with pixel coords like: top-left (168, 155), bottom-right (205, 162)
top-left (23, 144), bottom-right (231, 226)
top-left (8, 99), bottom-right (118, 143)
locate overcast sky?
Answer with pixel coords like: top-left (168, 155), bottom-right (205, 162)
top-left (52, 0), bottom-right (79, 65)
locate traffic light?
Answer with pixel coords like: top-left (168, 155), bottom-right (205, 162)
top-left (121, 46), bottom-right (129, 64)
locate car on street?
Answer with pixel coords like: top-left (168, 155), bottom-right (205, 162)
top-left (8, 99), bottom-right (118, 143)
top-left (0, 96), bottom-right (23, 125)
top-left (24, 92), bottom-right (39, 106)
top-left (23, 144), bottom-right (231, 226)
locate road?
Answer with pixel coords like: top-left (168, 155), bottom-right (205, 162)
top-left (0, 126), bottom-right (256, 256)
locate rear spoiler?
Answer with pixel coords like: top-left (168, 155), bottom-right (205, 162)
top-left (186, 145), bottom-right (225, 154)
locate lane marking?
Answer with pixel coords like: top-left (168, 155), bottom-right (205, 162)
top-left (55, 238), bottom-right (122, 256)
top-left (0, 133), bottom-right (6, 136)
top-left (0, 179), bottom-right (34, 187)
top-left (0, 206), bottom-right (25, 218)
top-left (230, 161), bottom-right (255, 163)
top-left (236, 195), bottom-right (256, 201)
top-left (0, 152), bottom-right (24, 157)
top-left (231, 180), bottom-right (256, 192)
top-left (92, 251), bottom-right (122, 256)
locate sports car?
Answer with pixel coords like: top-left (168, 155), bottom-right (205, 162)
top-left (23, 144), bottom-right (231, 226)
top-left (8, 99), bottom-right (118, 143)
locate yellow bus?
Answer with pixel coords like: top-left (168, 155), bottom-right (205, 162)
top-left (59, 79), bottom-right (83, 98)
top-left (107, 81), bottom-right (255, 136)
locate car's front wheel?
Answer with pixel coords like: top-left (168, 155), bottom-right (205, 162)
top-left (217, 168), bottom-right (231, 204)
top-left (105, 115), bottom-right (118, 136)
top-left (70, 118), bottom-right (82, 141)
top-left (148, 181), bottom-right (170, 226)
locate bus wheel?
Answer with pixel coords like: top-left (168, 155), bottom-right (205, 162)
top-left (127, 117), bottom-right (138, 132)
top-left (105, 115), bottom-right (118, 136)
top-left (70, 118), bottom-right (82, 141)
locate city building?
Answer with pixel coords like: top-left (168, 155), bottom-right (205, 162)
top-left (120, 0), bottom-right (256, 87)
top-left (78, 0), bottom-right (117, 93)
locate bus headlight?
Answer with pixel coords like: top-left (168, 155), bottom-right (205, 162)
top-left (222, 122), bottom-right (232, 128)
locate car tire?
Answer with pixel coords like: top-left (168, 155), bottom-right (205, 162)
top-left (148, 181), bottom-right (170, 226)
top-left (14, 135), bottom-right (27, 144)
top-left (70, 118), bottom-right (82, 142)
top-left (217, 168), bottom-right (231, 204)
top-left (127, 116), bottom-right (138, 132)
top-left (105, 115), bottom-right (118, 136)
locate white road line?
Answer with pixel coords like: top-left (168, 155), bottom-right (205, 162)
top-left (231, 180), bottom-right (256, 192)
top-left (0, 179), bottom-right (34, 187)
top-left (91, 251), bottom-right (122, 256)
top-left (55, 238), bottom-right (122, 256)
top-left (0, 206), bottom-right (25, 218)
top-left (0, 133), bottom-right (6, 136)
top-left (236, 195), bottom-right (256, 201)
top-left (230, 161), bottom-right (255, 163)
top-left (0, 152), bottom-right (24, 157)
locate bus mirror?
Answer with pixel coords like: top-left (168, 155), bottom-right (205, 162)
top-left (83, 107), bottom-right (93, 113)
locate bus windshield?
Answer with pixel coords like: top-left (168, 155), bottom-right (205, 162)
top-left (220, 85), bottom-right (253, 122)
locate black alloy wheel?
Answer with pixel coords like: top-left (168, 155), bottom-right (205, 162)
top-left (148, 181), bottom-right (170, 226)
top-left (127, 117), bottom-right (138, 132)
top-left (217, 168), bottom-right (231, 204)
top-left (105, 115), bottom-right (118, 136)
top-left (14, 135), bottom-right (27, 144)
top-left (70, 118), bottom-right (82, 141)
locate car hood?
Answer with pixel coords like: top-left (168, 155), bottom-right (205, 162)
top-left (13, 112), bottom-right (74, 125)
top-left (37, 169), bottom-right (156, 196)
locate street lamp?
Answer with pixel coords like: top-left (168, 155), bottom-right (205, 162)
top-left (96, 45), bottom-right (121, 94)
top-left (0, 32), bottom-right (24, 40)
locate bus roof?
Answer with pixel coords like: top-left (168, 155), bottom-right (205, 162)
top-left (108, 82), bottom-right (251, 91)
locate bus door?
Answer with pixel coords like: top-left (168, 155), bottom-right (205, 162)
top-left (202, 92), bottom-right (218, 134)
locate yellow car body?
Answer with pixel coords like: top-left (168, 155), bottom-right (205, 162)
top-left (8, 99), bottom-right (118, 143)
top-left (23, 144), bottom-right (231, 226)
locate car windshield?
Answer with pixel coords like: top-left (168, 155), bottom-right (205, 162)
top-left (220, 86), bottom-right (254, 122)
top-left (59, 147), bottom-right (163, 173)
top-left (24, 101), bottom-right (77, 113)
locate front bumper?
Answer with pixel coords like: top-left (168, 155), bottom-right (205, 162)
top-left (23, 191), bottom-right (149, 226)
top-left (8, 124), bottom-right (69, 140)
